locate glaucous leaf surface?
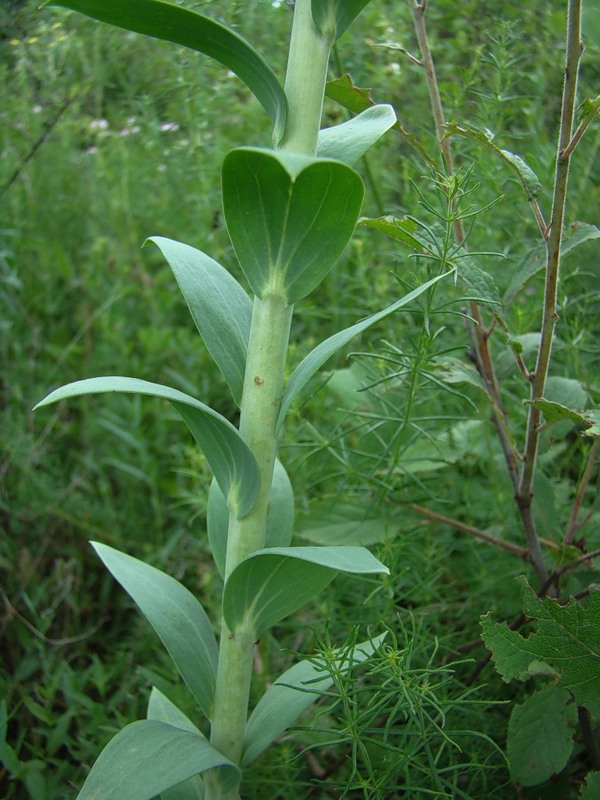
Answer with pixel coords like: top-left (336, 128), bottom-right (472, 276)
top-left (243, 633), bottom-right (385, 764)
top-left (207, 459), bottom-right (294, 576)
top-left (76, 720), bottom-right (237, 800)
top-left (311, 0), bottom-right (372, 39)
top-left (34, 377), bottom-right (260, 517)
top-left (223, 546), bottom-right (388, 635)
top-left (317, 104), bottom-right (396, 165)
top-left (222, 147), bottom-right (364, 304)
top-left (148, 237), bottom-right (252, 407)
top-left (93, 543), bottom-right (218, 719)
top-left (278, 273), bottom-right (447, 429)
top-left (46, 0), bottom-right (287, 141)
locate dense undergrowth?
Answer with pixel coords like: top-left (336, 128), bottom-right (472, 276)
top-left (2, 0), bottom-right (600, 797)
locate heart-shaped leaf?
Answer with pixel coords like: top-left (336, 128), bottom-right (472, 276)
top-left (93, 543), bottom-right (218, 720)
top-left (222, 147), bottom-right (364, 304)
top-left (34, 377), bottom-right (259, 517)
top-left (45, 0), bottom-right (287, 142)
top-left (317, 104), bottom-right (396, 165)
top-left (223, 546), bottom-right (388, 635)
top-left (278, 273), bottom-right (447, 429)
top-left (243, 633), bottom-right (385, 764)
top-left (207, 459), bottom-right (295, 576)
top-left (75, 720), bottom-right (237, 800)
top-left (148, 237), bottom-right (252, 407)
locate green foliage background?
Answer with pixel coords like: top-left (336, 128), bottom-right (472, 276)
top-left (1, 0), bottom-right (599, 797)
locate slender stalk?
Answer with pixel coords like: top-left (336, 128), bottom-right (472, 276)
top-left (517, 0), bottom-right (583, 571)
top-left (205, 3), bottom-right (332, 797)
top-left (564, 437), bottom-right (600, 545)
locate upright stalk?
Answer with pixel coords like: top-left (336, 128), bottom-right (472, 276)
top-left (206, 3), bottom-right (333, 797)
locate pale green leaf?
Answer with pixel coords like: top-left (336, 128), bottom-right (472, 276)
top-left (76, 720), bottom-right (237, 800)
top-left (223, 546), bottom-right (388, 635)
top-left (148, 237), bottom-right (251, 406)
top-left (457, 253), bottom-right (502, 310)
top-left (278, 273), bottom-right (447, 429)
top-left (317, 105), bottom-right (396, 165)
top-left (222, 147), bottom-right (364, 304)
top-left (243, 633), bottom-right (385, 765)
top-left (93, 543), bottom-right (218, 719)
top-left (580, 772), bottom-right (600, 799)
top-left (46, 0), bottom-right (287, 141)
top-left (311, 0), bottom-right (372, 39)
top-left (296, 502), bottom-right (392, 546)
top-left (147, 689), bottom-right (205, 800)
top-left (207, 459), bottom-right (294, 576)
top-left (34, 377), bottom-right (259, 517)
top-left (481, 577), bottom-right (600, 707)
top-left (359, 215), bottom-right (423, 249)
top-left (507, 686), bottom-right (576, 787)
top-left (527, 399), bottom-right (600, 436)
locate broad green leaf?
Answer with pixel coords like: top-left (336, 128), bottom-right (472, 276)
top-left (444, 124), bottom-right (542, 201)
top-left (222, 147), bottom-right (364, 304)
top-left (76, 720), bottom-right (237, 800)
top-left (507, 686), bottom-right (576, 787)
top-left (457, 253), bottom-right (502, 310)
top-left (223, 546), bottom-right (388, 635)
top-left (433, 356), bottom-right (487, 395)
top-left (296, 502), bottom-right (392, 546)
top-left (359, 215), bottom-right (424, 249)
top-left (580, 772), bottom-right (600, 799)
top-left (243, 633), bottom-right (385, 765)
top-left (481, 577), bottom-right (600, 707)
top-left (147, 689), bottom-right (205, 800)
top-left (325, 75), bottom-right (431, 162)
top-left (544, 375), bottom-right (589, 411)
top-left (527, 399), bottom-right (600, 436)
top-left (317, 105), bottom-right (396, 165)
top-left (148, 237), bottom-right (251, 407)
top-left (93, 543), bottom-right (218, 719)
top-left (207, 459), bottom-right (295, 576)
top-left (34, 377), bottom-right (259, 517)
top-left (505, 222), bottom-right (600, 303)
top-left (278, 273), bottom-right (447, 429)
top-left (46, 0), bottom-right (287, 142)
top-left (311, 0), bottom-right (372, 39)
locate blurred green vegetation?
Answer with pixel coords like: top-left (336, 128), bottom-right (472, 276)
top-left (1, 1), bottom-right (599, 798)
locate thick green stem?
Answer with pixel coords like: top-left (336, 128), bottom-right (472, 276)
top-left (205, 3), bottom-right (332, 797)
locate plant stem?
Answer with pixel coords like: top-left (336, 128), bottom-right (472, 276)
top-left (517, 0), bottom-right (583, 575)
top-left (206, 2), bottom-right (332, 796)
top-left (564, 436), bottom-right (600, 545)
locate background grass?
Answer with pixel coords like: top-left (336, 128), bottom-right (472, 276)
top-left (1, 0), bottom-right (599, 797)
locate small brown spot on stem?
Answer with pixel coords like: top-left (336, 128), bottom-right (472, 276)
top-left (254, 376), bottom-right (264, 386)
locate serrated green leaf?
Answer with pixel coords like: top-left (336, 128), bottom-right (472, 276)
top-left (34, 377), bottom-right (260, 517)
top-left (93, 544), bottom-right (218, 719)
top-left (445, 124), bottom-right (542, 200)
top-left (311, 0), bottom-right (372, 39)
top-left (278, 273), bottom-right (447, 429)
top-left (243, 633), bottom-right (385, 765)
top-left (148, 238), bottom-right (251, 407)
top-left (207, 459), bottom-right (294, 576)
top-left (526, 399), bottom-right (600, 435)
top-left (223, 546), bottom-right (388, 635)
top-left (75, 720), bottom-right (237, 800)
top-left (580, 772), bottom-right (600, 799)
top-left (45, 0), bottom-right (286, 142)
top-left (317, 105), bottom-right (396, 165)
top-left (222, 147), bottom-right (364, 304)
top-left (507, 686), bottom-right (576, 787)
top-left (481, 577), bottom-right (600, 706)
top-left (505, 222), bottom-right (600, 302)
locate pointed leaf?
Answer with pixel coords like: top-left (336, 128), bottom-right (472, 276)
top-left (148, 237), bottom-right (251, 406)
top-left (223, 546), bottom-right (388, 635)
top-left (317, 105), bottom-right (396, 165)
top-left (481, 577), bottom-right (600, 707)
top-left (207, 459), bottom-right (295, 576)
top-left (312, 0), bottom-right (372, 39)
top-left (76, 720), bottom-right (237, 800)
top-left (34, 377), bottom-right (259, 517)
top-left (222, 147), bottom-right (364, 304)
top-left (46, 0), bottom-right (287, 141)
top-left (243, 633), bottom-right (385, 764)
top-left (507, 686), bottom-right (576, 787)
top-left (93, 543), bottom-right (218, 719)
top-left (147, 689), bottom-right (205, 800)
top-left (359, 215), bottom-right (424, 249)
top-left (278, 273), bottom-right (447, 429)
top-left (526, 399), bottom-right (600, 436)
